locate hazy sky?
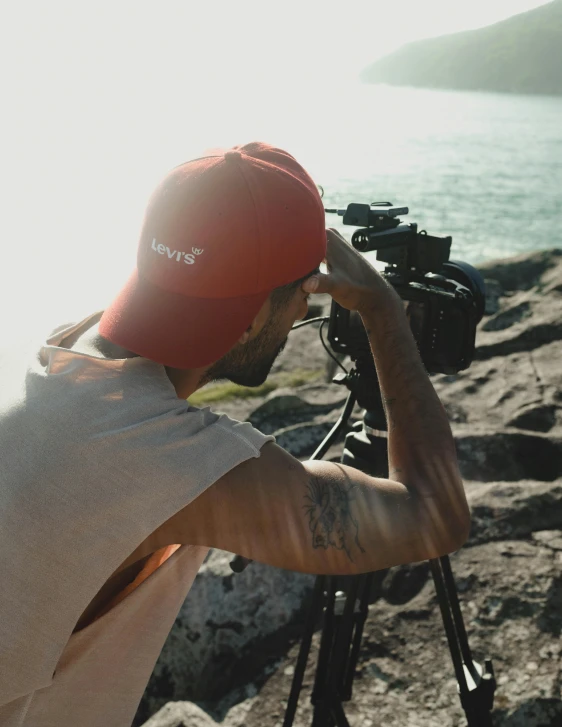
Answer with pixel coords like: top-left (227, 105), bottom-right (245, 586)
top-left (0, 0), bottom-right (554, 337)
top-left (1, 1), bottom-right (551, 90)
top-left (3, 0), bottom-right (552, 192)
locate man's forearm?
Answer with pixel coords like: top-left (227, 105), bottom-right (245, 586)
top-left (359, 288), bottom-right (468, 524)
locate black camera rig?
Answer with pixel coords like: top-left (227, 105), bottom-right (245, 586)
top-left (326, 201), bottom-right (486, 378)
top-left (232, 202), bottom-right (496, 726)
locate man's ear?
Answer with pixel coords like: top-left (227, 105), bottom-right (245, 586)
top-left (237, 317), bottom-right (258, 345)
top-left (237, 328), bottom-right (251, 345)
top-left (238, 296), bottom-right (272, 344)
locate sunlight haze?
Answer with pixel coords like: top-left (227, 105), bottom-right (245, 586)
top-left (0, 0), bottom-right (555, 340)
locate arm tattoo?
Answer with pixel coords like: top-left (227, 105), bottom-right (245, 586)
top-left (303, 476), bottom-right (365, 562)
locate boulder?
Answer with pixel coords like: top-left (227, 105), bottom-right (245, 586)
top-left (142, 701), bottom-right (218, 727)
top-left (135, 549), bottom-right (314, 722)
top-left (272, 420), bottom-right (335, 458)
top-left (248, 386), bottom-right (347, 437)
top-left (467, 479), bottom-right (562, 546)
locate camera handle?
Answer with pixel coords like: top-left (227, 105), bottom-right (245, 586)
top-left (282, 380), bottom-right (496, 727)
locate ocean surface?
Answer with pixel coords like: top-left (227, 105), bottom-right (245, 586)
top-left (315, 85), bottom-right (562, 266)
top-left (2, 82), bottom-right (562, 339)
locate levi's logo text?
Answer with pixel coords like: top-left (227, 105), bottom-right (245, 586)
top-left (151, 238), bottom-right (204, 265)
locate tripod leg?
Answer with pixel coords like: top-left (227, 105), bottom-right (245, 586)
top-left (429, 559), bottom-right (468, 693)
top-left (331, 700), bottom-right (352, 727)
top-left (311, 577), bottom-right (338, 707)
top-left (440, 556), bottom-right (477, 678)
top-left (430, 559), bottom-right (496, 725)
top-left (311, 574), bottom-right (371, 725)
top-left (342, 573), bottom-right (374, 700)
top-left (283, 576), bottom-right (327, 727)
top-left (310, 577), bottom-right (339, 727)
top-left (311, 577), bottom-right (357, 727)
top-left (325, 577), bottom-right (362, 692)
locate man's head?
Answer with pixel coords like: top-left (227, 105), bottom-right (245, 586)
top-left (99, 142), bottom-right (326, 373)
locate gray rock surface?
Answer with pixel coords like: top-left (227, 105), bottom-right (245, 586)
top-left (231, 504), bottom-right (562, 727)
top-left (139, 248), bottom-right (562, 726)
top-left (135, 549), bottom-right (314, 722)
top-left (248, 386), bottom-right (348, 438)
top-left (142, 701), bottom-right (218, 727)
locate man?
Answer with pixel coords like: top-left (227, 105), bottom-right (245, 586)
top-left (0, 142), bottom-right (470, 726)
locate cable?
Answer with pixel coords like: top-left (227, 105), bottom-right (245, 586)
top-left (291, 315), bottom-right (349, 374)
top-left (319, 320), bottom-right (349, 375)
top-left (291, 316), bottom-right (329, 330)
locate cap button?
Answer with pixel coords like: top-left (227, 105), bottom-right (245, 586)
top-left (224, 150), bottom-right (242, 162)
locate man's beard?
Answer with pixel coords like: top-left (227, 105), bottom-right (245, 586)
top-left (204, 315), bottom-right (288, 388)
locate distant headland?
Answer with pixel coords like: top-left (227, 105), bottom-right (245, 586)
top-left (360, 0), bottom-right (562, 96)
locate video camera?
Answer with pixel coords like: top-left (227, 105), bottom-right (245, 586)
top-left (325, 202), bottom-right (486, 375)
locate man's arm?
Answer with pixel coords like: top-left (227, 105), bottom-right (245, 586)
top-left (359, 279), bottom-right (468, 524)
top-left (157, 441), bottom-right (467, 575)
top-left (151, 230), bottom-right (470, 574)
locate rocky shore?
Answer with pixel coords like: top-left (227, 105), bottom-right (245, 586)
top-left (137, 248), bottom-right (562, 727)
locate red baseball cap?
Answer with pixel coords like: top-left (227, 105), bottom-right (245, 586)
top-left (99, 142), bottom-right (326, 368)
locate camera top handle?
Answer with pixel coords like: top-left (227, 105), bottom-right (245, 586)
top-left (325, 202), bottom-right (453, 280)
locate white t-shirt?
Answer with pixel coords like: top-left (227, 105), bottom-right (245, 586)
top-left (0, 315), bottom-right (273, 727)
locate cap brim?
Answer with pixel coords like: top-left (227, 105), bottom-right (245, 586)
top-left (99, 269), bottom-right (270, 369)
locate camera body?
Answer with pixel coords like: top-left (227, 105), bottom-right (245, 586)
top-left (326, 203), bottom-right (486, 375)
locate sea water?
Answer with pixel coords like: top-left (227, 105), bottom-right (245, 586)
top-left (303, 84), bottom-right (562, 266)
top-left (1, 82), bottom-right (561, 338)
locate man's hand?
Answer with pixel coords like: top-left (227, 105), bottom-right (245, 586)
top-left (302, 228), bottom-right (401, 313)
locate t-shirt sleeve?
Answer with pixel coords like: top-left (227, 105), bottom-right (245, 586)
top-left (112, 402), bottom-right (277, 523)
top-left (176, 404), bottom-right (276, 489)
top-left (213, 413), bottom-right (276, 457)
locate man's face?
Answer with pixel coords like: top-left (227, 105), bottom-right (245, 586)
top-left (205, 285), bottom-right (310, 388)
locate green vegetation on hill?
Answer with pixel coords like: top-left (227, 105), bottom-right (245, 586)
top-left (360, 0), bottom-right (562, 95)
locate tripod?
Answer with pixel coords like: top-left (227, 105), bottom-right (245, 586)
top-left (281, 367), bottom-right (496, 727)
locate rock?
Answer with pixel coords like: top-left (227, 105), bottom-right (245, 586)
top-left (481, 298), bottom-right (533, 332)
top-left (272, 420), bottom-right (335, 458)
top-left (475, 310), bottom-right (562, 360)
top-left (244, 386), bottom-right (353, 459)
top-left (142, 701), bottom-right (218, 727)
top-left (532, 530), bottom-right (562, 550)
top-left (483, 278), bottom-right (502, 315)
top-left (248, 387), bottom-right (347, 437)
top-left (305, 301), bottom-right (326, 320)
top-left (380, 562), bottom-right (430, 605)
top-left (454, 431), bottom-right (562, 482)
top-left (135, 549), bottom-right (314, 721)
top-left (472, 254), bottom-right (562, 360)
top-left (142, 695), bottom-right (263, 727)
top-left (466, 479), bottom-right (562, 546)
top-left (506, 403), bottom-right (557, 432)
top-left (476, 248), bottom-right (562, 293)
top-left (249, 391), bottom-right (311, 419)
top-left (223, 530), bottom-right (562, 727)
top-left (269, 294), bottom-right (331, 379)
